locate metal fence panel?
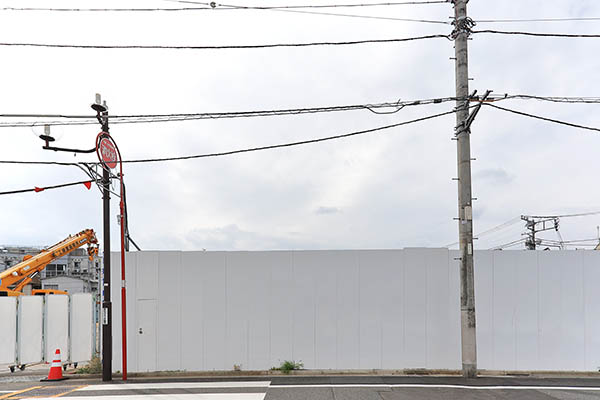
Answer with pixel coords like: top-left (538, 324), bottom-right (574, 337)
top-left (71, 293), bottom-right (93, 363)
top-left (0, 298), bottom-right (17, 365)
top-left (112, 249), bottom-right (600, 373)
top-left (18, 296), bottom-right (43, 365)
top-left (44, 295), bottom-right (69, 363)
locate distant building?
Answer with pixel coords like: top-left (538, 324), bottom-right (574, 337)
top-left (42, 276), bottom-right (92, 294)
top-left (0, 246), bottom-right (101, 294)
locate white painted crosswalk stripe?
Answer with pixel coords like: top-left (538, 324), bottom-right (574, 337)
top-left (24, 381), bottom-right (269, 399)
top-left (79, 381), bottom-right (271, 390)
top-left (32, 395), bottom-right (265, 400)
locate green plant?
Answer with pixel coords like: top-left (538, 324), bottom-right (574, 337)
top-left (273, 360), bottom-right (303, 374)
top-left (74, 355), bottom-right (102, 374)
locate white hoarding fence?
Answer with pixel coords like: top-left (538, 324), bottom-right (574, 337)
top-left (0, 298), bottom-right (17, 365)
top-left (18, 296), bottom-right (43, 365)
top-left (71, 293), bottom-right (94, 363)
top-left (0, 294), bottom-right (94, 369)
top-left (44, 295), bottom-right (69, 363)
top-left (112, 249), bottom-right (600, 373)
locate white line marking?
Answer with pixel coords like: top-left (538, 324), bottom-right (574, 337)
top-left (79, 381), bottom-right (271, 390)
top-left (269, 384), bottom-right (600, 391)
top-left (28, 395), bottom-right (265, 400)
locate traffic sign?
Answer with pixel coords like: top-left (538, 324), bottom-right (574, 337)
top-left (98, 136), bottom-right (118, 169)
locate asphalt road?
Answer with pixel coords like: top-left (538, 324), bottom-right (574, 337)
top-left (1, 375), bottom-right (600, 399)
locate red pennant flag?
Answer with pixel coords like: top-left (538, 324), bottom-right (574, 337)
top-left (83, 181), bottom-right (92, 190)
top-left (34, 187), bottom-right (44, 193)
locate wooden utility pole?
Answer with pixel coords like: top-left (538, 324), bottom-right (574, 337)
top-left (452, 0), bottom-right (477, 378)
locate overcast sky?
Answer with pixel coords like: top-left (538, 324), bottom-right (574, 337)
top-left (0, 0), bottom-right (599, 252)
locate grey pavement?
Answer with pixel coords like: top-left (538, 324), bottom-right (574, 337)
top-left (1, 374), bottom-right (600, 399)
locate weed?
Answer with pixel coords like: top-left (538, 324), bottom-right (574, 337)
top-left (272, 360), bottom-right (303, 374)
top-left (74, 355), bottom-right (101, 374)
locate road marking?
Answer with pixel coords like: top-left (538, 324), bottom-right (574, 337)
top-left (269, 383), bottom-right (600, 391)
top-left (50, 385), bottom-right (89, 398)
top-left (79, 382), bottom-right (271, 390)
top-left (22, 395), bottom-right (265, 400)
top-left (0, 386), bottom-right (42, 399)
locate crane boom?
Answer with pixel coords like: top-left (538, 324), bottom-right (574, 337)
top-left (0, 229), bottom-right (98, 296)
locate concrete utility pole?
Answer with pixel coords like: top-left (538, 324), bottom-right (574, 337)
top-left (452, 0), bottom-right (477, 378)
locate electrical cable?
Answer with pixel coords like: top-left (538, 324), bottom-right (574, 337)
top-left (0, 180), bottom-right (92, 196)
top-left (0, 96), bottom-right (458, 128)
top-left (171, 0), bottom-right (448, 8)
top-left (215, 4), bottom-right (450, 24)
top-left (472, 30), bottom-right (600, 39)
top-left (489, 238), bottom-right (526, 250)
top-left (527, 211), bottom-right (600, 219)
top-left (1, 1), bottom-right (449, 12)
top-left (120, 109), bottom-right (459, 164)
top-left (484, 103), bottom-right (600, 133)
top-left (492, 95), bottom-right (600, 104)
top-left (444, 216), bottom-right (521, 247)
top-left (4, 95), bottom-right (600, 129)
top-left (0, 4), bottom-right (450, 24)
top-left (476, 17), bottom-right (600, 24)
top-left (542, 238), bottom-right (600, 244)
top-left (0, 107), bottom-right (463, 166)
top-left (0, 6), bottom-right (212, 11)
top-left (122, 182), bottom-right (141, 251)
top-left (0, 34), bottom-right (450, 51)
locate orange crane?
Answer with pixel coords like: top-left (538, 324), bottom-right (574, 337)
top-left (0, 229), bottom-right (98, 296)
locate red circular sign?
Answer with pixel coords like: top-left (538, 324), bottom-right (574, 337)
top-left (99, 137), bottom-right (118, 169)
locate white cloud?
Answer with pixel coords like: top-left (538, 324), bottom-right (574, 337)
top-left (1, 0), bottom-right (599, 252)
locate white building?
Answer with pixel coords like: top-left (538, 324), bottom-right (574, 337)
top-left (41, 276), bottom-right (92, 294)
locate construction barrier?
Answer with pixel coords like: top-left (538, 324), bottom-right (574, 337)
top-left (111, 249), bottom-right (600, 373)
top-left (0, 293), bottom-right (94, 370)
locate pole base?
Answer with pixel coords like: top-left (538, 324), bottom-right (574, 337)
top-left (462, 363), bottom-right (478, 378)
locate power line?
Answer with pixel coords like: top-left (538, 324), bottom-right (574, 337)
top-left (0, 180), bottom-right (92, 196)
top-left (472, 30), bottom-right (600, 39)
top-left (0, 34), bottom-right (450, 51)
top-left (235, 8), bottom-right (449, 24)
top-left (485, 103), bottom-right (600, 133)
top-left (166, 1), bottom-right (448, 9)
top-left (542, 237), bottom-right (599, 244)
top-left (444, 216), bottom-right (521, 247)
top-left (476, 17), bottom-right (600, 24)
top-left (4, 94), bottom-right (600, 129)
top-left (0, 108), bottom-right (460, 166)
top-left (526, 211), bottom-right (600, 219)
top-left (214, 3), bottom-right (450, 24)
top-left (0, 96), bottom-right (458, 128)
top-left (491, 95), bottom-right (600, 104)
top-left (0, 3), bottom-right (451, 25)
top-left (0, 6), bottom-right (211, 12)
top-left (122, 108), bottom-right (457, 163)
top-left (1, 1), bottom-right (448, 12)
top-left (489, 238), bottom-right (526, 250)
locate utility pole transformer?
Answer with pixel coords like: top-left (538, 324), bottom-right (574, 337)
top-left (452, 0), bottom-right (477, 378)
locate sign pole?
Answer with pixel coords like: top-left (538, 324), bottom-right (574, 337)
top-left (92, 100), bottom-right (113, 382)
top-left (96, 131), bottom-right (127, 381)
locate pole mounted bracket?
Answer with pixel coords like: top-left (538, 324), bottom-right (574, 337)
top-left (455, 90), bottom-right (492, 136)
top-left (451, 15), bottom-right (476, 39)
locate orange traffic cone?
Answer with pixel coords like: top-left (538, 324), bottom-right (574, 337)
top-left (41, 349), bottom-right (67, 381)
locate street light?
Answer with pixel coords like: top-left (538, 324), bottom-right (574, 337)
top-left (38, 94), bottom-right (114, 382)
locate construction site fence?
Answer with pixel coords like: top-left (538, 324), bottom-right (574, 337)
top-left (0, 293), bottom-right (94, 367)
top-left (110, 249), bottom-right (600, 373)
